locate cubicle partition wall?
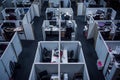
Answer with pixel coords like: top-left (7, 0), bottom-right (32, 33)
top-left (0, 32), bottom-right (22, 80)
top-left (29, 41), bottom-right (90, 80)
top-left (0, 42), bottom-right (9, 80)
top-left (34, 41), bottom-right (59, 63)
top-left (60, 41), bottom-right (84, 62)
top-left (103, 41), bottom-right (120, 80)
top-left (93, 20), bottom-right (114, 41)
top-left (106, 41), bottom-right (120, 50)
top-left (0, 42), bottom-right (17, 80)
top-left (95, 32), bottom-right (109, 66)
top-left (22, 9), bottom-right (35, 40)
top-left (0, 60), bottom-right (9, 80)
top-left (10, 32), bottom-right (22, 59)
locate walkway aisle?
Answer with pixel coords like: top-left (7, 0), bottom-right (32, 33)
top-left (74, 16), bottom-right (105, 80)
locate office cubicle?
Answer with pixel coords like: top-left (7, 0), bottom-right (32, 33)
top-left (85, 8), bottom-right (116, 40)
top-left (0, 32), bottom-right (22, 80)
top-left (86, 8), bottom-right (116, 21)
top-left (95, 32), bottom-right (109, 66)
top-left (29, 41), bottom-right (90, 80)
top-left (60, 64), bottom-right (89, 80)
top-left (1, 7), bottom-right (35, 40)
top-left (29, 63), bottom-right (58, 80)
top-left (103, 41), bottom-right (120, 80)
top-left (86, 19), bottom-right (119, 41)
top-left (42, 20), bottom-right (77, 41)
top-left (87, 20), bottom-right (115, 41)
top-left (0, 20), bottom-right (26, 40)
top-left (45, 8), bottom-right (73, 20)
top-left (34, 41), bottom-right (59, 63)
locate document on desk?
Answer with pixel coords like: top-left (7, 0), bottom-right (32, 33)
top-left (51, 50), bottom-right (59, 63)
top-left (61, 50), bottom-right (68, 63)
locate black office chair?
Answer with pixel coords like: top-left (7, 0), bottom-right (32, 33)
top-left (47, 12), bottom-right (53, 20)
top-left (70, 50), bottom-right (74, 59)
top-left (65, 27), bottom-right (73, 40)
top-left (39, 70), bottom-right (48, 78)
top-left (41, 75), bottom-right (50, 80)
top-left (38, 70), bottom-right (50, 80)
top-left (42, 48), bottom-right (51, 62)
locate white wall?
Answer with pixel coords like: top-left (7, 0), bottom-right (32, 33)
top-left (40, 42), bottom-right (58, 50)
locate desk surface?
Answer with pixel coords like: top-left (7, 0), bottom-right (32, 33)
top-left (61, 50), bottom-right (68, 63)
top-left (51, 50), bottom-right (59, 63)
top-left (44, 25), bottom-right (66, 32)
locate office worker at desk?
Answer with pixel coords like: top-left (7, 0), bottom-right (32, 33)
top-left (65, 21), bottom-right (74, 39)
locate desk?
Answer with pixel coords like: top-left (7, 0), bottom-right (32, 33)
top-left (51, 50), bottom-right (59, 63)
top-left (44, 25), bottom-right (66, 32)
top-left (61, 50), bottom-right (68, 63)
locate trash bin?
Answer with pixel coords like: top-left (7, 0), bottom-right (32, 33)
top-left (97, 60), bottom-right (103, 70)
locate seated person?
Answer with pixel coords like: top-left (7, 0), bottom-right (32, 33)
top-left (47, 11), bottom-right (53, 20)
top-left (65, 26), bottom-right (74, 39)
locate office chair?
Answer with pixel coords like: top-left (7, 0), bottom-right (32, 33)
top-left (69, 50), bottom-right (74, 59)
top-left (65, 27), bottom-right (73, 40)
top-left (47, 11), bottom-right (53, 20)
top-left (42, 48), bottom-right (51, 62)
top-left (39, 70), bottom-right (48, 78)
top-left (38, 70), bottom-right (50, 80)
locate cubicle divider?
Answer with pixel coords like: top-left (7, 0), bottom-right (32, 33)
top-left (0, 42), bottom-right (9, 80)
top-left (0, 61), bottom-right (9, 80)
top-left (106, 41), bottom-right (120, 49)
top-left (95, 32), bottom-right (109, 66)
top-left (29, 5), bottom-right (35, 21)
top-left (32, 2), bottom-right (40, 17)
top-left (10, 32), bottom-right (22, 59)
top-left (87, 16), bottom-right (96, 39)
top-left (103, 41), bottom-right (120, 75)
top-left (0, 32), bottom-right (22, 80)
top-left (0, 42), bottom-right (17, 80)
